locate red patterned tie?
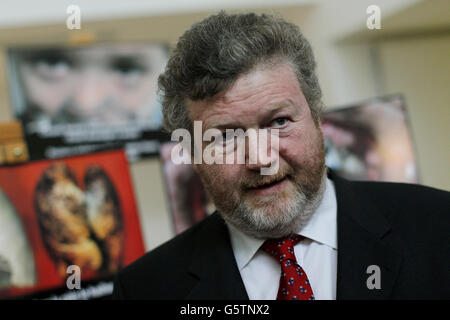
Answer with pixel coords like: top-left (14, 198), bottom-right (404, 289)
top-left (261, 234), bottom-right (315, 300)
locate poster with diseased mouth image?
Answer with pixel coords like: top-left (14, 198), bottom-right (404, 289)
top-left (7, 43), bottom-right (170, 162)
top-left (0, 150), bottom-right (145, 299)
top-left (322, 94), bottom-right (419, 183)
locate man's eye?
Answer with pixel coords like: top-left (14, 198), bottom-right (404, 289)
top-left (31, 57), bottom-right (73, 81)
top-left (271, 117), bottom-right (289, 128)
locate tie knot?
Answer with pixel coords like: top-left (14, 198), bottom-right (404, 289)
top-left (261, 234), bottom-right (303, 263)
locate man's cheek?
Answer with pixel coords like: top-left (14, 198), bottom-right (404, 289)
top-left (200, 164), bottom-right (230, 185)
top-left (215, 164), bottom-right (240, 184)
top-left (278, 138), bottom-right (306, 166)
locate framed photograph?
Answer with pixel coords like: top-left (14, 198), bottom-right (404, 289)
top-left (0, 150), bottom-right (145, 299)
top-left (160, 142), bottom-right (214, 235)
top-left (7, 43), bottom-right (170, 162)
top-left (323, 94), bottom-right (419, 183)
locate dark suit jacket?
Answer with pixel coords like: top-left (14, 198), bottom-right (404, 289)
top-left (112, 170), bottom-right (450, 299)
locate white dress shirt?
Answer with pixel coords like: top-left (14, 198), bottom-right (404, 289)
top-left (227, 178), bottom-right (338, 300)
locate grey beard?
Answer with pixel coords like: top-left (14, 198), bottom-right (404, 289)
top-left (219, 171), bottom-right (327, 239)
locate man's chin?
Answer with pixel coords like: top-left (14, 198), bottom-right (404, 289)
top-left (223, 198), bottom-right (306, 239)
top-left (244, 197), bottom-right (290, 215)
top-left (228, 210), bottom-right (305, 239)
top-left (223, 173), bottom-right (327, 239)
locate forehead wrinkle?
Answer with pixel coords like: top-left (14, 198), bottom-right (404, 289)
top-left (220, 62), bottom-right (301, 105)
top-left (213, 85), bottom-right (297, 123)
top-left (190, 62), bottom-right (308, 130)
top-left (221, 76), bottom-right (287, 106)
top-left (203, 110), bottom-right (238, 130)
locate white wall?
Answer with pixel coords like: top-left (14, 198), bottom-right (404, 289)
top-left (377, 35), bottom-right (450, 190)
top-left (297, 0), bottom-right (421, 107)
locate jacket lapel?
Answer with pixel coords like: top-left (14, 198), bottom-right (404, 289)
top-left (330, 170), bottom-right (403, 299)
top-left (185, 213), bottom-right (249, 300)
top-left (185, 171), bottom-right (403, 300)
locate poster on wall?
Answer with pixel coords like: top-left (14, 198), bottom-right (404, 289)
top-left (161, 94), bottom-right (420, 234)
top-left (160, 142), bottom-right (215, 235)
top-left (0, 150), bottom-right (145, 299)
top-left (7, 43), bottom-right (170, 162)
top-left (322, 94), bottom-right (419, 183)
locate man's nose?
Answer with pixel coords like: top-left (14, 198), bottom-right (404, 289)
top-left (245, 130), bottom-right (277, 172)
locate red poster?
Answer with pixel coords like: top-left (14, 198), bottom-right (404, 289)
top-left (0, 150), bottom-right (145, 299)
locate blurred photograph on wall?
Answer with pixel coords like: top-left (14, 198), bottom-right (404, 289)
top-left (0, 150), bottom-right (145, 299)
top-left (7, 43), bottom-right (170, 162)
top-left (323, 94), bottom-right (419, 183)
top-left (160, 142), bottom-right (215, 235)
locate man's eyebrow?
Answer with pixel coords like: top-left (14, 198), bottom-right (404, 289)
top-left (258, 101), bottom-right (300, 125)
top-left (206, 121), bottom-right (241, 131)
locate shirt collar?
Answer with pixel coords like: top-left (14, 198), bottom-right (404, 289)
top-left (227, 177), bottom-right (338, 271)
top-left (297, 177), bottom-right (337, 250)
top-left (228, 223), bottom-right (264, 271)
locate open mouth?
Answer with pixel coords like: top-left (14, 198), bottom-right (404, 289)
top-left (246, 176), bottom-right (288, 196)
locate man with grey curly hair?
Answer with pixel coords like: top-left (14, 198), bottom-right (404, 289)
top-left (113, 11), bottom-right (450, 301)
top-left (159, 11), bottom-right (327, 242)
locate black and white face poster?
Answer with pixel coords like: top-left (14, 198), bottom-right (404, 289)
top-left (7, 43), bottom-right (170, 161)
